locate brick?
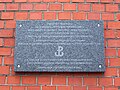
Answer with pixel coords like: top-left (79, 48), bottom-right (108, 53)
top-left (0, 38), bottom-right (2, 46)
top-left (109, 58), bottom-right (120, 66)
top-left (11, 66), bottom-right (16, 75)
top-left (4, 38), bottom-right (15, 47)
top-left (104, 22), bottom-right (107, 29)
top-left (58, 0), bottom-right (70, 2)
top-left (6, 21), bottom-right (16, 28)
top-left (73, 12), bottom-right (86, 20)
top-left (88, 13), bottom-right (100, 20)
top-left (72, 0), bottom-right (84, 2)
top-left (99, 78), bottom-right (113, 86)
top-left (0, 21), bottom-right (4, 28)
top-left (58, 86), bottom-right (71, 90)
top-left (108, 22), bottom-right (120, 29)
top-left (68, 77), bottom-right (82, 85)
top-left (12, 86), bottom-right (26, 90)
top-left (104, 68), bottom-right (117, 77)
top-left (0, 0), bottom-right (12, 2)
top-left (116, 30), bottom-right (120, 38)
top-left (86, 0), bottom-right (99, 2)
top-left (21, 4), bottom-right (33, 10)
top-left (104, 87), bottom-right (118, 90)
top-left (118, 49), bottom-right (120, 56)
top-left (114, 78), bottom-right (120, 86)
top-left (105, 58), bottom-right (109, 67)
top-left (22, 76), bottom-right (36, 84)
top-left (6, 4), bottom-right (19, 10)
top-left (64, 4), bottom-right (76, 11)
top-left (34, 4), bottom-right (47, 10)
top-left (88, 87), bottom-right (102, 90)
top-left (0, 4), bottom-right (5, 10)
top-left (58, 12), bottom-right (71, 20)
top-left (0, 86), bottom-right (10, 90)
top-left (28, 0), bottom-right (41, 2)
top-left (8, 76), bottom-right (20, 84)
top-left (0, 30), bottom-right (14, 37)
top-left (105, 40), bottom-right (107, 47)
top-left (116, 13), bottom-right (120, 20)
top-left (101, 0), bottom-right (113, 3)
top-left (44, 12), bottom-right (56, 20)
top-left (92, 4), bottom-right (105, 12)
top-left (4, 57), bottom-right (14, 65)
top-left (84, 78), bottom-right (97, 85)
top-left (42, 0), bottom-right (56, 2)
top-left (108, 40), bottom-right (120, 47)
top-left (0, 48), bottom-right (11, 55)
top-left (49, 4), bottom-right (62, 11)
top-left (11, 48), bottom-right (14, 56)
top-left (102, 13), bottom-right (114, 20)
top-left (105, 48), bottom-right (116, 57)
top-left (42, 86), bottom-right (56, 90)
top-left (1, 12), bottom-right (14, 20)
top-left (14, 0), bottom-right (27, 2)
top-left (0, 66), bottom-right (9, 74)
top-left (73, 86), bottom-right (86, 90)
top-left (116, 0), bottom-right (120, 3)
top-left (38, 76), bottom-right (51, 85)
top-left (0, 18), bottom-right (3, 24)
top-left (52, 76), bottom-right (66, 85)
top-left (16, 12), bottom-right (28, 20)
top-left (30, 12), bottom-right (42, 20)
top-left (0, 76), bottom-right (6, 84)
top-left (106, 4), bottom-right (119, 12)
top-left (27, 86), bottom-right (40, 90)
top-left (0, 57), bottom-right (2, 64)
top-left (104, 30), bottom-right (115, 38)
top-left (78, 4), bottom-right (90, 11)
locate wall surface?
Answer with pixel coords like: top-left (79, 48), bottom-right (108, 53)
top-left (0, 0), bottom-right (120, 90)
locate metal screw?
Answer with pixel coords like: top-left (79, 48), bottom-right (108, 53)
top-left (98, 24), bottom-right (100, 27)
top-left (19, 24), bottom-right (22, 27)
top-left (17, 65), bottom-right (20, 68)
top-left (99, 65), bottom-right (102, 68)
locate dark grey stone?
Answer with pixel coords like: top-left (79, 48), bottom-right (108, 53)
top-left (14, 20), bottom-right (105, 72)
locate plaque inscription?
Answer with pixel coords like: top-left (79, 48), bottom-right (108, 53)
top-left (14, 20), bottom-right (105, 72)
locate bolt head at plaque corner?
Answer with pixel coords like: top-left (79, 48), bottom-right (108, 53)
top-left (99, 65), bottom-right (102, 68)
top-left (98, 24), bottom-right (100, 27)
top-left (19, 24), bottom-right (22, 27)
top-left (17, 65), bottom-right (20, 68)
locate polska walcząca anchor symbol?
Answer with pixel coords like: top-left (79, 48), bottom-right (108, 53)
top-left (55, 46), bottom-right (64, 57)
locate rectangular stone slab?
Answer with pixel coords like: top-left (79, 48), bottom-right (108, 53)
top-left (14, 20), bottom-right (105, 72)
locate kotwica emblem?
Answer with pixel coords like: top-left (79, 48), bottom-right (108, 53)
top-left (55, 46), bottom-right (64, 57)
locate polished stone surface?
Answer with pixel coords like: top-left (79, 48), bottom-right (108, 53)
top-left (14, 20), bottom-right (105, 72)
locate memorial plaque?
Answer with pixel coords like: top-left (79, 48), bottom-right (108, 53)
top-left (14, 20), bottom-right (105, 72)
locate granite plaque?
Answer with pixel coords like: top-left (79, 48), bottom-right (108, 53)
top-left (14, 20), bottom-right (105, 72)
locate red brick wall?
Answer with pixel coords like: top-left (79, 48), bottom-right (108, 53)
top-left (0, 0), bottom-right (120, 90)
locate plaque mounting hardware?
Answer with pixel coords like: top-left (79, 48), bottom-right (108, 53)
top-left (98, 24), bottom-right (100, 27)
top-left (99, 65), bottom-right (102, 68)
top-left (17, 65), bottom-right (20, 68)
top-left (19, 24), bottom-right (22, 27)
